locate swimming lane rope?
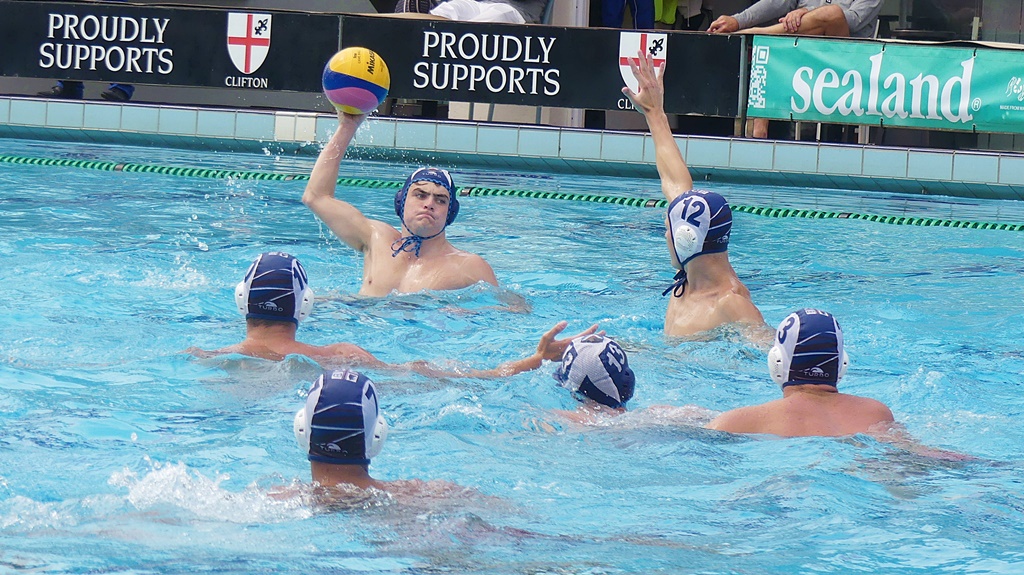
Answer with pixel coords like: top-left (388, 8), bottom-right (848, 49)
top-left (3, 154), bottom-right (1021, 231)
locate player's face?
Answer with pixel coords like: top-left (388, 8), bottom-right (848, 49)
top-left (403, 181), bottom-right (450, 236)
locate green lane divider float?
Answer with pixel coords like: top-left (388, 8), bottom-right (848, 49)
top-left (4, 154), bottom-right (1021, 231)
top-left (459, 187), bottom-right (1024, 231)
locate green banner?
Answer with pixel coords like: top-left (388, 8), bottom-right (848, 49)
top-left (748, 35), bottom-right (1024, 134)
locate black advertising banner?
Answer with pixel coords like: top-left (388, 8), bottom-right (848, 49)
top-left (340, 15), bottom-right (741, 116)
top-left (0, 0), bottom-right (338, 91)
top-left (0, 2), bottom-right (741, 112)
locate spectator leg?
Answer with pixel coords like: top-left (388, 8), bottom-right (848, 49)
top-left (602, 0), bottom-right (627, 28)
top-left (751, 118), bottom-right (768, 139)
top-left (37, 80), bottom-right (84, 99)
top-left (629, 0), bottom-right (655, 30)
top-left (101, 83), bottom-right (134, 102)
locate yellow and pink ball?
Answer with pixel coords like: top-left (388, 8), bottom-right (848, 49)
top-left (322, 47), bottom-right (391, 115)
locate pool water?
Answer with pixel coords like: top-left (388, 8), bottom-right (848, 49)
top-left (2, 137), bottom-right (1024, 574)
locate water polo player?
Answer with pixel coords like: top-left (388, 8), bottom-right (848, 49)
top-left (184, 251), bottom-right (383, 365)
top-left (302, 112), bottom-right (497, 296)
top-left (706, 308), bottom-right (896, 437)
top-left (622, 51), bottom-right (769, 340)
top-left (553, 333), bottom-right (635, 411)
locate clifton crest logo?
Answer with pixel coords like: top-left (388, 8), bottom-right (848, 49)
top-left (227, 12), bottom-right (272, 74)
top-left (618, 31), bottom-right (667, 95)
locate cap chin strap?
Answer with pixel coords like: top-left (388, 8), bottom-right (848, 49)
top-left (391, 220), bottom-right (445, 257)
top-left (661, 247), bottom-right (729, 298)
top-left (662, 269), bottom-right (687, 297)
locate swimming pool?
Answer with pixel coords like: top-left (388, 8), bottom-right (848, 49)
top-left (2, 135), bottom-right (1023, 574)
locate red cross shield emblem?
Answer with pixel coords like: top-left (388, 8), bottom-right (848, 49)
top-left (227, 13), bottom-right (272, 75)
top-left (618, 32), bottom-right (668, 94)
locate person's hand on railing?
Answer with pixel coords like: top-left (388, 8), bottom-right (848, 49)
top-left (707, 14), bottom-right (739, 33)
top-left (779, 8), bottom-right (810, 33)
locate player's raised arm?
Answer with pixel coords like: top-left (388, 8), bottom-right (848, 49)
top-left (622, 50), bottom-right (693, 201)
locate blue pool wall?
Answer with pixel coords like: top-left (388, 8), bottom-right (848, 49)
top-left (1, 95), bottom-right (1022, 202)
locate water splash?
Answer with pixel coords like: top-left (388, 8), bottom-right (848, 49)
top-left (109, 460), bottom-right (312, 524)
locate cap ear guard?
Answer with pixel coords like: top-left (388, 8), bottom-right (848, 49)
top-left (393, 187), bottom-right (404, 220)
top-left (236, 254), bottom-right (262, 315)
top-left (366, 414), bottom-right (388, 460)
top-left (672, 225), bottom-right (701, 268)
top-left (767, 343), bottom-right (788, 386)
top-left (293, 407), bottom-right (310, 454)
top-left (296, 287), bottom-right (315, 322)
top-left (446, 195), bottom-right (460, 226)
top-left (235, 280), bottom-right (249, 315)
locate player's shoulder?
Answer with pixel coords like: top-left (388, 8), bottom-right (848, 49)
top-left (369, 218), bottom-right (401, 236)
top-left (707, 403), bottom-right (766, 433)
top-left (450, 249), bottom-right (497, 282)
top-left (717, 289), bottom-right (765, 324)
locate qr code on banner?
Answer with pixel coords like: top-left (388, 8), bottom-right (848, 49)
top-left (752, 45), bottom-right (770, 66)
top-left (748, 46), bottom-right (770, 109)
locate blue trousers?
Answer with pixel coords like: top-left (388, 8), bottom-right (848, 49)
top-left (603, 0), bottom-right (655, 29)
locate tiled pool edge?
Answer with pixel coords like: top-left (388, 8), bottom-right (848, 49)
top-left (2, 97), bottom-right (1023, 202)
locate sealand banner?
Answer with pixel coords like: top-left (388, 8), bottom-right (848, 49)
top-left (748, 35), bottom-right (1024, 134)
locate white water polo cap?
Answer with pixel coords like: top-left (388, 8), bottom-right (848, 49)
top-left (234, 252), bottom-right (314, 325)
top-left (666, 190), bottom-right (732, 268)
top-left (768, 308), bottom-right (849, 388)
top-left (293, 369), bottom-right (388, 465)
top-left (553, 334), bottom-right (635, 408)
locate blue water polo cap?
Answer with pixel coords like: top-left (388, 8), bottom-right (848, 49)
top-left (666, 190), bottom-right (732, 268)
top-left (768, 308), bottom-right (849, 388)
top-left (391, 167), bottom-right (460, 257)
top-left (234, 252), bottom-right (314, 325)
top-left (293, 369), bottom-right (388, 465)
top-left (553, 334), bottom-right (635, 408)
